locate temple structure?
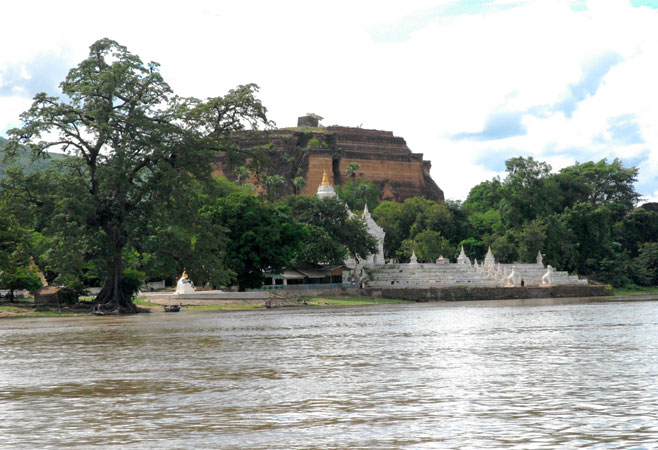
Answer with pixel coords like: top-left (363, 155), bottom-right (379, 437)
top-left (314, 174), bottom-right (587, 288)
top-left (365, 246), bottom-right (587, 289)
top-left (212, 115), bottom-right (444, 203)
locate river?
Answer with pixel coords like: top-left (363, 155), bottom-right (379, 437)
top-left (1, 298), bottom-right (658, 449)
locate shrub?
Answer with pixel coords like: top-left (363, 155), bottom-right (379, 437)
top-left (121, 268), bottom-right (146, 301)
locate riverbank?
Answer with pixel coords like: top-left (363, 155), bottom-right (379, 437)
top-left (0, 300), bottom-right (91, 318)
top-left (134, 296), bottom-right (407, 313)
top-left (2, 289), bottom-right (657, 318)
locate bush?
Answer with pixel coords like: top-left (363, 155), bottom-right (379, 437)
top-left (121, 267), bottom-right (146, 301)
top-left (54, 277), bottom-right (89, 304)
top-left (58, 285), bottom-right (87, 305)
top-left (305, 138), bottom-right (320, 150)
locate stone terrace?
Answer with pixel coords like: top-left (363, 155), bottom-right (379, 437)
top-left (366, 260), bottom-right (587, 289)
top-left (367, 263), bottom-right (500, 289)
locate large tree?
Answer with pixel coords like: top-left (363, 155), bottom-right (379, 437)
top-left (4, 39), bottom-right (269, 312)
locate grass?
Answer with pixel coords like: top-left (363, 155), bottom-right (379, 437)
top-left (133, 297), bottom-right (160, 307)
top-left (0, 304), bottom-right (87, 318)
top-left (176, 297), bottom-right (407, 311)
top-left (613, 286), bottom-right (658, 296)
top-left (1, 295), bottom-right (408, 317)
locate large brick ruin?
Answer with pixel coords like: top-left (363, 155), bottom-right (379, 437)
top-left (212, 116), bottom-right (444, 203)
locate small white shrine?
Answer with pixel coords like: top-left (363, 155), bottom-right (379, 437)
top-left (175, 269), bottom-right (195, 295)
top-left (316, 169), bottom-right (337, 199)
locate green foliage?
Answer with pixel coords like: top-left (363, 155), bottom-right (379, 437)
top-left (631, 243), bottom-right (658, 287)
top-left (556, 159), bottom-right (640, 212)
top-left (459, 237), bottom-right (488, 262)
top-left (616, 208), bottom-right (658, 257)
top-left (280, 195), bottom-right (377, 264)
top-left (372, 197), bottom-right (471, 261)
top-left (517, 221), bottom-right (546, 263)
top-left (460, 156), bottom-right (643, 286)
top-left (292, 176), bottom-right (307, 194)
top-left (0, 199), bottom-right (43, 297)
top-left (463, 178), bottom-right (503, 214)
top-left (121, 267), bottom-right (146, 301)
top-left (233, 166), bottom-right (251, 185)
top-left (262, 174), bottom-right (286, 201)
top-left (336, 179), bottom-right (380, 211)
top-left (203, 192), bottom-right (302, 290)
top-left (0, 264), bottom-right (42, 296)
top-left (371, 201), bottom-right (404, 259)
top-left (490, 232), bottom-right (518, 264)
top-left (346, 162), bottom-right (360, 180)
top-left (306, 138), bottom-right (321, 150)
top-left (57, 285), bottom-right (86, 305)
top-left (337, 163), bottom-right (380, 210)
top-left (411, 230), bottom-right (454, 261)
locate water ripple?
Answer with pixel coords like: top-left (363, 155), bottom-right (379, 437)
top-left (1, 300), bottom-right (658, 448)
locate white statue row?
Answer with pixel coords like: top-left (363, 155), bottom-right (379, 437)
top-left (409, 246), bottom-right (556, 287)
top-left (469, 247), bottom-right (554, 287)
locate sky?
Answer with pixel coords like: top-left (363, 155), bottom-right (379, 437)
top-left (2, 0), bottom-right (658, 201)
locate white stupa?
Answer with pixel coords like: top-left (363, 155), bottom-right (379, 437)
top-left (316, 169), bottom-right (337, 199)
top-left (361, 203), bottom-right (385, 265)
top-left (457, 246), bottom-right (470, 265)
top-left (175, 269), bottom-right (195, 295)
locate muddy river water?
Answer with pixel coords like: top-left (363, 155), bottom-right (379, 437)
top-left (1, 298), bottom-right (658, 449)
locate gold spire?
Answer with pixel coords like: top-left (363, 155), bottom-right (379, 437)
top-left (182, 269), bottom-right (188, 279)
top-left (321, 169), bottom-right (330, 186)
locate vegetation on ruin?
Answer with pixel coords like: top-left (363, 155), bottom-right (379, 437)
top-left (335, 162), bottom-right (380, 211)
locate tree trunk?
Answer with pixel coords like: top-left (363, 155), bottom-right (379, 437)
top-left (93, 227), bottom-right (137, 314)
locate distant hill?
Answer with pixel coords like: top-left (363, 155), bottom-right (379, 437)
top-left (0, 136), bottom-right (70, 178)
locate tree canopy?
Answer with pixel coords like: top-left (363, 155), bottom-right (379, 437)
top-left (280, 195), bottom-right (378, 265)
top-left (202, 192), bottom-right (302, 291)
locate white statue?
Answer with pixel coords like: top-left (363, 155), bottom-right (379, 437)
top-left (541, 265), bottom-right (554, 286)
top-left (537, 251), bottom-right (544, 266)
top-left (409, 250), bottom-right (419, 265)
top-left (506, 265), bottom-right (519, 287)
top-left (176, 269), bottom-right (195, 295)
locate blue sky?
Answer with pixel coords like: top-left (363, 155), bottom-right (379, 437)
top-left (2, 0), bottom-right (658, 201)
